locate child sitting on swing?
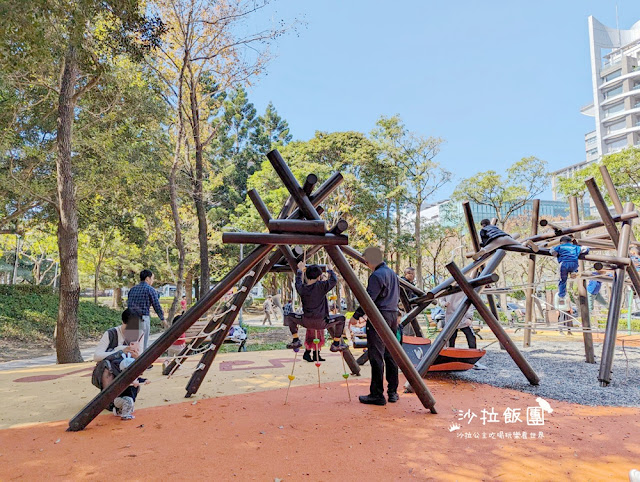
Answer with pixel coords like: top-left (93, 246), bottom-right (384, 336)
top-left (285, 261), bottom-right (347, 362)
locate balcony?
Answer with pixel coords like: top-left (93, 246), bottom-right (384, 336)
top-left (601, 89), bottom-right (640, 107)
top-left (599, 69), bottom-right (640, 90)
top-left (602, 124), bottom-right (640, 141)
top-left (602, 106), bottom-right (640, 125)
top-left (602, 58), bottom-right (622, 70)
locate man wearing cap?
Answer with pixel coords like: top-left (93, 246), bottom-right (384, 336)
top-left (349, 247), bottom-right (400, 406)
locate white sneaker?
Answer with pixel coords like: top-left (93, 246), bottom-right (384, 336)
top-left (629, 469), bottom-right (640, 482)
top-left (473, 362), bottom-right (488, 370)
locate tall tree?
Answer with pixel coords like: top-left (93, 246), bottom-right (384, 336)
top-left (0, 0), bottom-right (164, 362)
top-left (557, 146), bottom-right (640, 206)
top-left (453, 157), bottom-right (549, 312)
top-left (150, 0), bottom-right (291, 299)
top-left (370, 116), bottom-right (408, 267)
top-left (453, 157), bottom-right (549, 228)
top-left (373, 116), bottom-right (450, 288)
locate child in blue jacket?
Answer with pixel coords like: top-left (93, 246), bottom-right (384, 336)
top-left (550, 236), bottom-right (589, 299)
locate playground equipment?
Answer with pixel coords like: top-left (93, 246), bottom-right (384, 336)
top-left (464, 165), bottom-right (639, 387)
top-left (68, 149), bottom-right (441, 432)
top-left (67, 152), bottom-right (635, 432)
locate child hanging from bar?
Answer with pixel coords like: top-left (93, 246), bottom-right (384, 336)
top-left (285, 261), bottom-right (347, 361)
top-left (550, 235), bottom-right (589, 300)
top-left (469, 219), bottom-right (537, 260)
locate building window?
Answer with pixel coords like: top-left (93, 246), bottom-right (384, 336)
top-left (587, 148), bottom-right (598, 156)
top-left (606, 118), bottom-right (626, 134)
top-left (604, 85), bottom-right (623, 99)
top-left (606, 137), bottom-right (628, 152)
top-left (604, 102), bottom-right (625, 117)
top-left (586, 136), bottom-right (597, 145)
top-left (603, 69), bottom-right (622, 82)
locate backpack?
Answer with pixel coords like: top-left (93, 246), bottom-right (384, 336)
top-left (91, 327), bottom-right (126, 390)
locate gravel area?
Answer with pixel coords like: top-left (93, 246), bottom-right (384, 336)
top-left (435, 340), bottom-right (640, 407)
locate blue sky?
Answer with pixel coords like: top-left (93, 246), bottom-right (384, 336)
top-left (247, 1), bottom-right (640, 200)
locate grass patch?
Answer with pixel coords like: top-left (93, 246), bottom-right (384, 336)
top-left (0, 286), bottom-right (163, 344)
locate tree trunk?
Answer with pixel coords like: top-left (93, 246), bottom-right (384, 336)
top-left (193, 276), bottom-right (199, 302)
top-left (55, 46), bottom-right (83, 363)
top-left (335, 276), bottom-right (342, 313)
top-left (189, 82), bottom-right (209, 299)
top-left (383, 200), bottom-right (391, 259)
top-left (395, 198), bottom-right (401, 273)
top-left (94, 261), bottom-right (100, 304)
top-left (498, 221), bottom-right (509, 315)
top-left (113, 267), bottom-right (123, 308)
top-left (12, 235), bottom-right (21, 284)
top-left (185, 270), bottom-right (193, 305)
top-left (415, 199), bottom-right (423, 290)
top-left (167, 126), bottom-right (186, 328)
top-left (34, 258), bottom-right (42, 285)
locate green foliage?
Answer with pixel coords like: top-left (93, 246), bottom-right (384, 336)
top-left (453, 157), bottom-right (549, 226)
top-left (0, 287), bottom-right (125, 343)
top-left (557, 147), bottom-right (640, 206)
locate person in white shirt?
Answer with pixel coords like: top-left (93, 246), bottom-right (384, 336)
top-left (92, 309), bottom-right (146, 420)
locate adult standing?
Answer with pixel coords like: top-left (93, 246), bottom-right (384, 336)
top-left (349, 247), bottom-right (400, 406)
top-left (272, 292), bottom-right (284, 322)
top-left (127, 269), bottom-right (165, 356)
top-left (262, 296), bottom-right (274, 325)
top-left (439, 291), bottom-right (476, 349)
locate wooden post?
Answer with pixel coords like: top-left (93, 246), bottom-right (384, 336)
top-left (600, 165), bottom-right (637, 244)
top-left (341, 245), bottom-right (425, 337)
top-left (523, 199), bottom-right (540, 347)
top-left (598, 203), bottom-right (634, 386)
top-left (585, 177), bottom-right (640, 296)
top-left (525, 212), bottom-right (638, 243)
top-left (222, 232), bottom-right (349, 246)
top-left (569, 196), bottom-right (595, 363)
top-left (68, 243), bottom-right (274, 431)
top-left (499, 244), bottom-right (631, 266)
top-left (185, 259), bottom-right (269, 396)
top-left (302, 173), bottom-right (318, 195)
top-left (266, 149), bottom-right (437, 412)
top-left (268, 219), bottom-right (327, 234)
top-left (462, 201), bottom-right (481, 254)
top-left (446, 261), bottom-right (540, 385)
top-left (412, 250), bottom-right (507, 379)
top-left (248, 189), bottom-right (299, 271)
top-left (412, 274), bottom-right (499, 304)
top-left (181, 179), bottom-right (351, 390)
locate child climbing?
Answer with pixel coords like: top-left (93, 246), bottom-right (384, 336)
top-left (550, 235), bottom-right (589, 300)
top-left (284, 261), bottom-right (347, 360)
top-left (469, 219), bottom-right (537, 260)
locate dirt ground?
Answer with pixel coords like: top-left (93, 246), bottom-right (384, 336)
top-left (1, 372), bottom-right (639, 480)
top-left (0, 338), bottom-right (103, 362)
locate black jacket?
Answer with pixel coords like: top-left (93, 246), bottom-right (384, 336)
top-left (354, 262), bottom-right (399, 319)
top-left (479, 225), bottom-right (508, 247)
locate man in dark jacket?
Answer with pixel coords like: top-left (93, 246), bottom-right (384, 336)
top-left (349, 247), bottom-right (400, 406)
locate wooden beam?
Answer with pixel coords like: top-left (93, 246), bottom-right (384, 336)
top-left (523, 199), bottom-right (539, 347)
top-left (267, 148), bottom-right (437, 412)
top-left (570, 196), bottom-right (595, 363)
